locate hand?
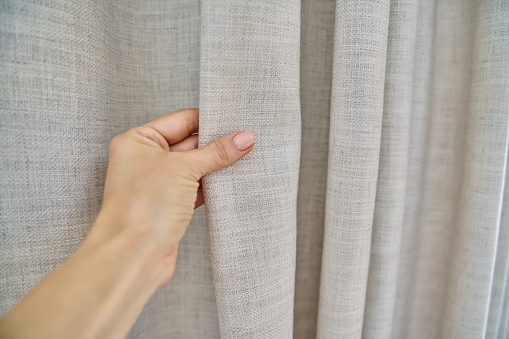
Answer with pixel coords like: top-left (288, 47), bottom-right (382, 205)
top-left (86, 107), bottom-right (256, 285)
top-left (0, 108), bottom-right (255, 339)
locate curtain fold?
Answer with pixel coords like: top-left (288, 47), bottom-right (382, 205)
top-left (391, 0), bottom-right (435, 336)
top-left (441, 2), bottom-right (509, 336)
top-left (294, 0), bottom-right (334, 337)
top-left (363, 0), bottom-right (418, 337)
top-left (317, 1), bottom-right (390, 337)
top-left (1, 1), bottom-right (509, 338)
top-left (198, 1), bottom-right (301, 337)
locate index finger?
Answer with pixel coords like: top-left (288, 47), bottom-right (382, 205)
top-left (143, 108), bottom-right (199, 145)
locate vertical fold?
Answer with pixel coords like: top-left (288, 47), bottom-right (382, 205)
top-left (442, 1), bottom-right (509, 337)
top-left (362, 0), bottom-right (418, 337)
top-left (409, 1), bottom-right (476, 336)
top-left (484, 6), bottom-right (509, 338)
top-left (391, 0), bottom-right (436, 338)
top-left (317, 1), bottom-right (390, 337)
top-left (294, 0), bottom-right (335, 337)
top-left (199, 1), bottom-right (301, 338)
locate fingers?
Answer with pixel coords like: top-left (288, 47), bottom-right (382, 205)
top-left (169, 134), bottom-right (199, 152)
top-left (143, 108), bottom-right (199, 145)
top-left (186, 131), bottom-right (255, 178)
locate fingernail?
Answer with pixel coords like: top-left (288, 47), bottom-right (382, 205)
top-left (233, 131), bottom-right (255, 151)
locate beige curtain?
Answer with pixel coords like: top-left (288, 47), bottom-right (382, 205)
top-left (1, 0), bottom-right (508, 338)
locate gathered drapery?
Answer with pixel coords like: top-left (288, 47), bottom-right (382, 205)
top-left (1, 0), bottom-right (508, 338)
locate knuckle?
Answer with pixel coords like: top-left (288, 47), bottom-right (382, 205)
top-left (130, 126), bottom-right (169, 150)
top-left (132, 126), bottom-right (154, 138)
top-left (109, 134), bottom-right (126, 152)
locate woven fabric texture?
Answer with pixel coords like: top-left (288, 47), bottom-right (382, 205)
top-left (1, 0), bottom-right (509, 338)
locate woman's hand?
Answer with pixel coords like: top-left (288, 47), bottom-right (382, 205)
top-left (0, 108), bottom-right (255, 339)
top-left (86, 107), bottom-right (255, 285)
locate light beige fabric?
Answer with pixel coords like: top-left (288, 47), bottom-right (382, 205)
top-left (1, 0), bottom-right (508, 338)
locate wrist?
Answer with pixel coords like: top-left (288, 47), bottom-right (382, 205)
top-left (84, 208), bottom-right (179, 287)
top-left (85, 207), bottom-right (158, 256)
top-left (82, 215), bottom-right (173, 288)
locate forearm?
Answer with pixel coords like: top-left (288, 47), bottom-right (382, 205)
top-left (0, 224), bottom-right (164, 339)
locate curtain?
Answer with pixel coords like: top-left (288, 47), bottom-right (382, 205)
top-left (1, 0), bottom-right (508, 338)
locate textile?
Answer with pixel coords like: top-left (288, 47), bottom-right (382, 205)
top-left (1, 0), bottom-right (508, 338)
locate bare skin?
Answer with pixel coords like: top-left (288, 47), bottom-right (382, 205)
top-left (0, 108), bottom-right (255, 339)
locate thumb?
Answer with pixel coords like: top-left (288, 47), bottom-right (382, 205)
top-left (186, 131), bottom-right (255, 177)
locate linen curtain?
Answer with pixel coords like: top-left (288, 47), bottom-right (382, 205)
top-left (1, 0), bottom-right (508, 338)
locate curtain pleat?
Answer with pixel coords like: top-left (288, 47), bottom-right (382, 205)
top-left (294, 0), bottom-right (334, 337)
top-left (441, 1), bottom-right (509, 336)
top-left (391, 0), bottom-right (435, 337)
top-left (198, 1), bottom-right (301, 337)
top-left (2, 1), bottom-right (509, 338)
top-left (316, 1), bottom-right (391, 337)
top-left (409, 0), bottom-right (476, 336)
top-left (363, 0), bottom-right (418, 337)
